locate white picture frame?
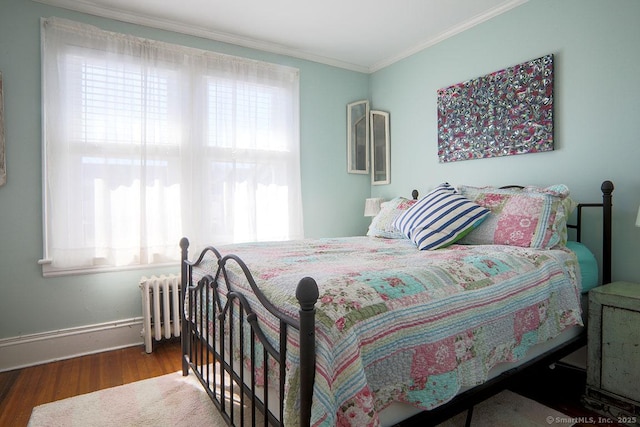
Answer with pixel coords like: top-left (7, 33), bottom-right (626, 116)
top-left (370, 110), bottom-right (390, 185)
top-left (347, 100), bottom-right (369, 174)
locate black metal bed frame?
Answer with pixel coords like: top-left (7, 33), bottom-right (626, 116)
top-left (181, 180), bottom-right (614, 427)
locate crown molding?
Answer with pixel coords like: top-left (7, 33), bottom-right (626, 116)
top-left (369, 0), bottom-right (529, 72)
top-left (34, 0), bottom-right (527, 74)
top-left (33, 0), bottom-right (371, 73)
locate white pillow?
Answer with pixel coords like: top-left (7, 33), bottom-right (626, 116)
top-left (366, 197), bottom-right (417, 239)
top-left (393, 183), bottom-right (490, 250)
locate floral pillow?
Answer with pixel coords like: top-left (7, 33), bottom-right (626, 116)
top-left (393, 183), bottom-right (490, 250)
top-left (367, 197), bottom-right (417, 239)
top-left (457, 184), bottom-right (575, 249)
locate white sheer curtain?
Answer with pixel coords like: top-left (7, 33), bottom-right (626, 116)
top-left (40, 17), bottom-right (302, 276)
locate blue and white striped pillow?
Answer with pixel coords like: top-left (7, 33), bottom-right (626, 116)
top-left (393, 183), bottom-right (490, 250)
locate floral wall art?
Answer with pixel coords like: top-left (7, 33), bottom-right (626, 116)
top-left (437, 54), bottom-right (554, 163)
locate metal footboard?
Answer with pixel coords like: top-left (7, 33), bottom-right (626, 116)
top-left (180, 238), bottom-right (318, 426)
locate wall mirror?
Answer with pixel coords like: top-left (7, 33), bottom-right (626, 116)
top-left (347, 100), bottom-right (369, 174)
top-left (370, 110), bottom-right (390, 185)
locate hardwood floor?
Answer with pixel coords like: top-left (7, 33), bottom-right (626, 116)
top-left (0, 339), bottom-right (182, 427)
top-left (0, 339), bottom-right (620, 427)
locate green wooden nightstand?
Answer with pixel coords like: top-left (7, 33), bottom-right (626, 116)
top-left (583, 282), bottom-right (640, 425)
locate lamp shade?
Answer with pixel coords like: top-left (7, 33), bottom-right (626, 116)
top-left (636, 205), bottom-right (640, 227)
top-left (364, 198), bottom-right (384, 217)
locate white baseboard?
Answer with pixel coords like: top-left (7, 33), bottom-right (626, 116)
top-left (0, 318), bottom-right (145, 372)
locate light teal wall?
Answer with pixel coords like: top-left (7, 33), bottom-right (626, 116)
top-left (0, 0), bottom-right (370, 338)
top-left (1, 0), bottom-right (639, 340)
top-left (370, 0), bottom-right (640, 283)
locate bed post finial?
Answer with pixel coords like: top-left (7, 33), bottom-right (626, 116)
top-left (601, 180), bottom-right (614, 194)
top-left (180, 237), bottom-right (189, 284)
top-left (296, 276), bottom-right (319, 308)
top-left (601, 181), bottom-right (614, 284)
top-left (296, 277), bottom-right (319, 427)
top-left (180, 237), bottom-right (189, 254)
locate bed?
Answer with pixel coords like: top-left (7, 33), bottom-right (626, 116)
top-left (180, 180), bottom-right (614, 427)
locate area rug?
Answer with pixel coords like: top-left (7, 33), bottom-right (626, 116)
top-left (28, 372), bottom-right (226, 427)
top-left (437, 390), bottom-right (570, 426)
top-left (29, 372), bottom-right (569, 426)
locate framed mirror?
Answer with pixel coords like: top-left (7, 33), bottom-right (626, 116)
top-left (370, 110), bottom-right (390, 185)
top-left (347, 100), bottom-right (369, 174)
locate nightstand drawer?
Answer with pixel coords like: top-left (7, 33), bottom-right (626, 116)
top-left (584, 282), bottom-right (640, 425)
top-left (601, 305), bottom-right (640, 399)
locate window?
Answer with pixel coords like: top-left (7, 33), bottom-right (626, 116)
top-left (40, 18), bottom-right (302, 276)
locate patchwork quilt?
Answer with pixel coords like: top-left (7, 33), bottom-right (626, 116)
top-left (188, 237), bottom-right (583, 427)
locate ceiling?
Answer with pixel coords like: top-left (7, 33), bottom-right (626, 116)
top-left (36, 0), bottom-right (528, 73)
